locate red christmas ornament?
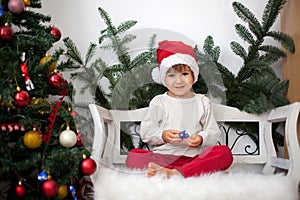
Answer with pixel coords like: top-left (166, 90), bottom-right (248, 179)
top-left (14, 88), bottom-right (30, 108)
top-left (48, 71), bottom-right (65, 89)
top-left (41, 179), bottom-right (58, 197)
top-left (57, 79), bottom-right (68, 95)
top-left (8, 0), bottom-right (25, 14)
top-left (0, 23), bottom-right (14, 41)
top-left (50, 26), bottom-right (61, 42)
top-left (15, 184), bottom-right (26, 197)
top-left (80, 157), bottom-right (97, 175)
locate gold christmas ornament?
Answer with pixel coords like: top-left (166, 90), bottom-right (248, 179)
top-left (58, 185), bottom-right (68, 199)
top-left (23, 129), bottom-right (42, 149)
top-left (40, 56), bottom-right (57, 73)
top-left (23, 0), bottom-right (30, 6)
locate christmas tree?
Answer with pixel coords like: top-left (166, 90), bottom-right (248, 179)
top-left (0, 0), bottom-right (94, 199)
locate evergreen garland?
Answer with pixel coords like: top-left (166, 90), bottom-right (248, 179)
top-left (199, 0), bottom-right (294, 114)
top-left (197, 0), bottom-right (294, 147)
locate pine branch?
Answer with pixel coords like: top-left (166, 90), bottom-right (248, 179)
top-left (90, 58), bottom-right (107, 79)
top-left (203, 36), bottom-right (221, 62)
top-left (98, 7), bottom-right (116, 35)
top-left (266, 31), bottom-right (295, 53)
top-left (116, 20), bottom-right (138, 34)
top-left (262, 0), bottom-right (286, 32)
top-left (119, 34), bottom-right (136, 49)
top-left (232, 2), bottom-right (263, 39)
top-left (98, 7), bottom-right (132, 67)
top-left (269, 92), bottom-right (290, 107)
top-left (130, 52), bottom-right (153, 69)
top-left (241, 92), bottom-right (268, 114)
top-left (63, 37), bottom-right (83, 65)
top-left (237, 60), bottom-right (276, 83)
top-left (216, 63), bottom-right (235, 89)
top-left (230, 41), bottom-right (247, 59)
top-left (270, 79), bottom-right (289, 94)
top-left (148, 34), bottom-right (158, 49)
top-left (85, 42), bottom-right (97, 66)
top-left (259, 45), bottom-right (286, 64)
top-left (235, 24), bottom-right (255, 44)
top-left (258, 45), bottom-right (286, 57)
top-left (203, 36), bottom-right (214, 56)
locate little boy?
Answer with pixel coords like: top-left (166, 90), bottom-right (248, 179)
top-left (126, 40), bottom-right (233, 178)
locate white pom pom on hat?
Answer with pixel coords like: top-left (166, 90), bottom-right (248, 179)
top-left (152, 40), bottom-right (199, 86)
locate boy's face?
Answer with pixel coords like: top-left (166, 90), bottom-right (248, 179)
top-left (165, 66), bottom-right (194, 98)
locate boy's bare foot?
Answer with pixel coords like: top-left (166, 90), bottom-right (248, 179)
top-left (147, 162), bottom-right (180, 178)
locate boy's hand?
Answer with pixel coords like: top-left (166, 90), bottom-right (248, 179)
top-left (162, 129), bottom-right (182, 144)
top-left (186, 135), bottom-right (203, 147)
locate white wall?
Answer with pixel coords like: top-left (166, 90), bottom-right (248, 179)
top-left (40, 0), bottom-right (281, 102)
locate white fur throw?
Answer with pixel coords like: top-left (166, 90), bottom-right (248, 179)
top-left (92, 166), bottom-right (298, 200)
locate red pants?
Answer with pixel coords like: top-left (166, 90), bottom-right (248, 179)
top-left (125, 145), bottom-right (233, 178)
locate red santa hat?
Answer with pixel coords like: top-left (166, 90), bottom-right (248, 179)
top-left (152, 40), bottom-right (199, 86)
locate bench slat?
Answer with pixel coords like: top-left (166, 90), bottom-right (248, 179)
top-left (271, 157), bottom-right (290, 170)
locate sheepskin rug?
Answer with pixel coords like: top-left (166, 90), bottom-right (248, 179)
top-left (92, 166), bottom-right (298, 200)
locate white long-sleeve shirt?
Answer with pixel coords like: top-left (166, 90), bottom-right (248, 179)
top-left (140, 93), bottom-right (221, 157)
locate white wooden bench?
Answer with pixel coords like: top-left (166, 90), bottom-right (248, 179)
top-left (88, 102), bottom-right (300, 199)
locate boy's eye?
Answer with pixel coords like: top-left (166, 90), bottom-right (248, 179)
top-left (167, 74), bottom-right (175, 77)
top-left (182, 72), bottom-right (190, 76)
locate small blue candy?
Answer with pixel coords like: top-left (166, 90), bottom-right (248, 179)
top-left (178, 130), bottom-right (185, 138)
top-left (179, 130), bottom-right (189, 139)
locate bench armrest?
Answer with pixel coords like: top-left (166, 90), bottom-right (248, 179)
top-left (264, 102), bottom-right (300, 184)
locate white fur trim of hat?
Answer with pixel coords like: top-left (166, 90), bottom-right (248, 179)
top-left (152, 40), bottom-right (199, 86)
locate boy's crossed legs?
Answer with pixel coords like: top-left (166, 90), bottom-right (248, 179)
top-left (126, 145), bottom-right (233, 178)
